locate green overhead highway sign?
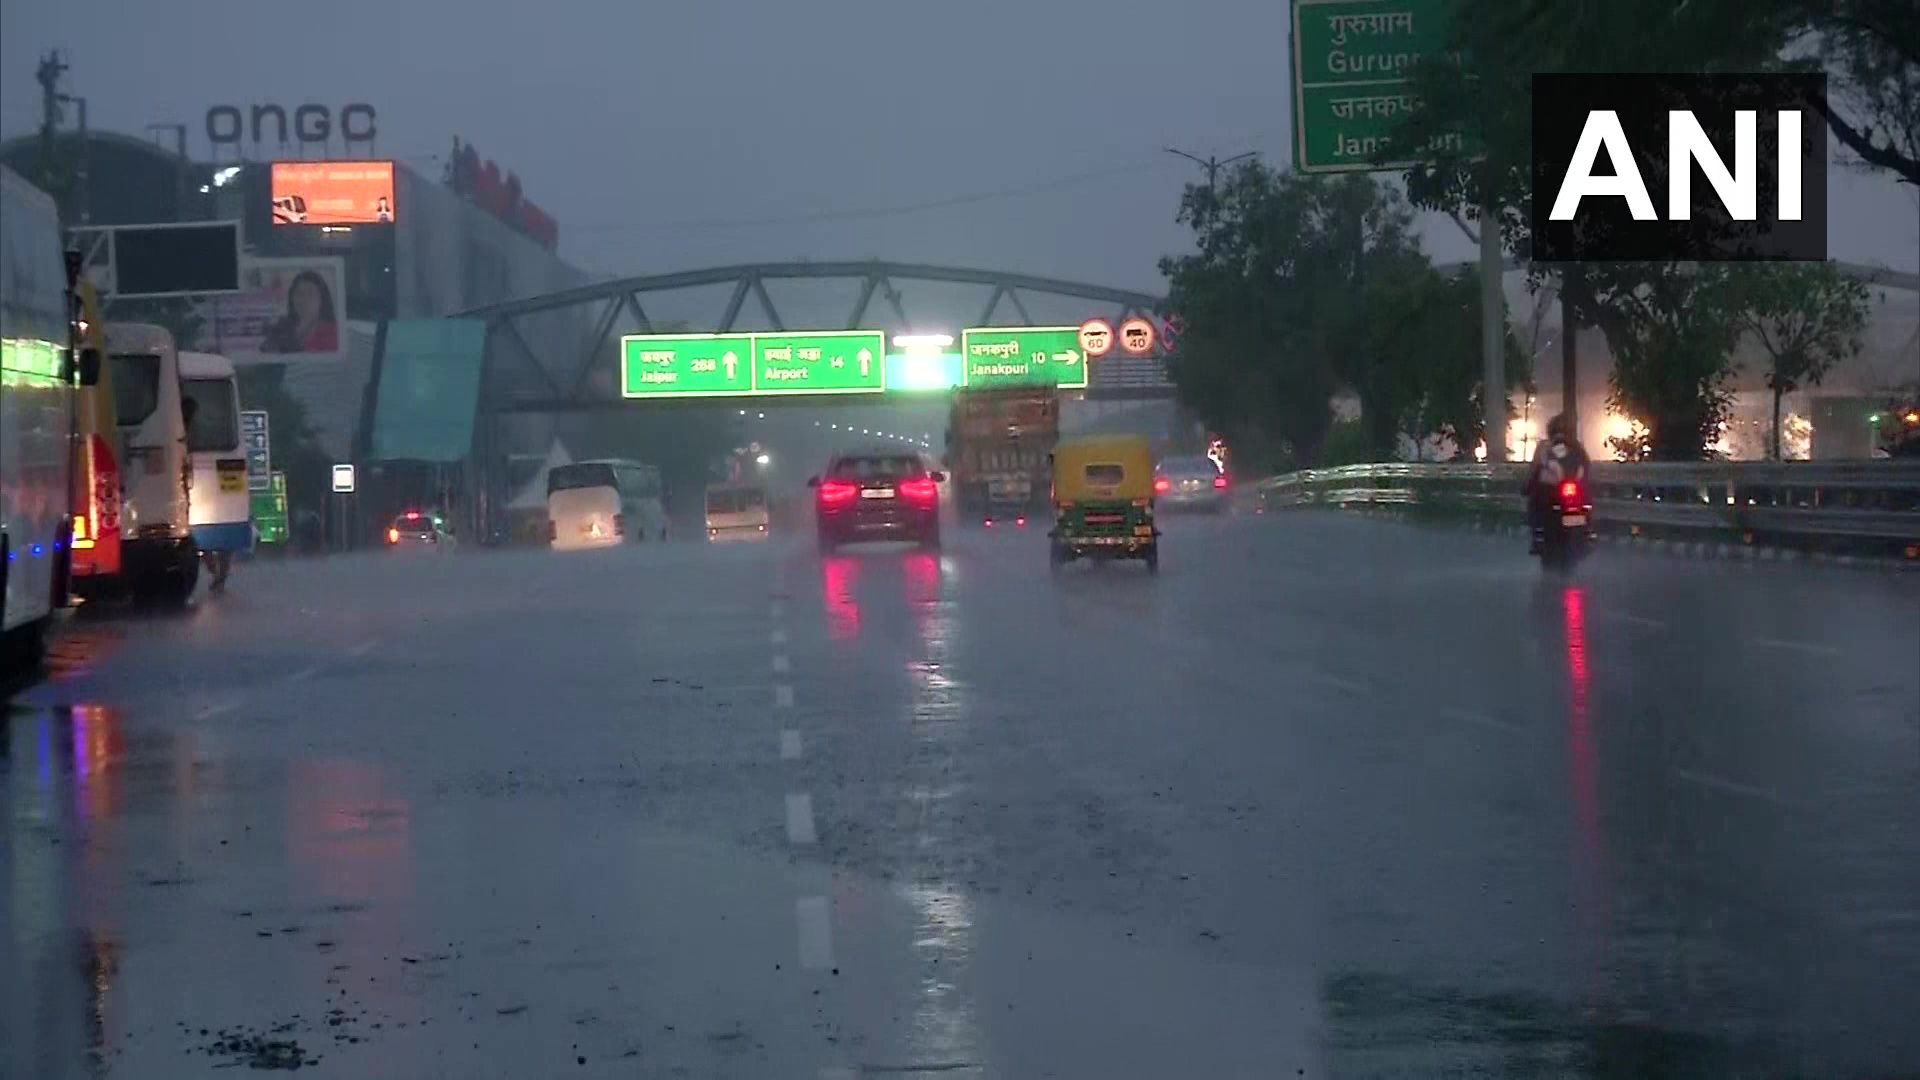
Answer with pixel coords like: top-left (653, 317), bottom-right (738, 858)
top-left (1290, 0), bottom-right (1460, 173)
top-left (753, 331), bottom-right (886, 396)
top-left (621, 330), bottom-right (888, 399)
top-left (622, 333), bottom-right (755, 397)
top-left (960, 326), bottom-right (1088, 390)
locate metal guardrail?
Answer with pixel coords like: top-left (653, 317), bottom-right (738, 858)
top-left (1250, 461), bottom-right (1920, 554)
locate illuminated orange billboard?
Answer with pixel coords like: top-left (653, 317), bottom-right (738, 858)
top-left (269, 160), bottom-right (395, 226)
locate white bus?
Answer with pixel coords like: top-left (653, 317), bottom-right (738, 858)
top-left (179, 351), bottom-right (249, 588)
top-left (101, 322), bottom-right (198, 604)
top-left (547, 459), bottom-right (669, 550)
top-left (1, 166), bottom-right (80, 665)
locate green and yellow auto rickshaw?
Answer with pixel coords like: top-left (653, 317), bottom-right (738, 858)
top-left (1047, 435), bottom-right (1161, 573)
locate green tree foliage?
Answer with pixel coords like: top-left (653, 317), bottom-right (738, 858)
top-left (1593, 264), bottom-right (1751, 461)
top-left (1160, 165), bottom-right (1519, 465)
top-left (1733, 262), bottom-right (1874, 458)
top-left (1790, 0), bottom-right (1920, 184)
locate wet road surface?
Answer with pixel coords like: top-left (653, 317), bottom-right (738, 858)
top-left (5, 511), bottom-right (1918, 1079)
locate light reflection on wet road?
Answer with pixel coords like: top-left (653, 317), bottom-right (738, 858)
top-left (4, 511), bottom-right (1918, 1078)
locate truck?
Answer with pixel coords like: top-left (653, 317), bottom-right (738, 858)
top-left (944, 387), bottom-right (1059, 523)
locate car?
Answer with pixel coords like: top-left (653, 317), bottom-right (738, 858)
top-left (1154, 454), bottom-right (1230, 513)
top-left (809, 449), bottom-right (944, 552)
top-left (706, 482), bottom-right (771, 542)
top-left (386, 510), bottom-right (453, 551)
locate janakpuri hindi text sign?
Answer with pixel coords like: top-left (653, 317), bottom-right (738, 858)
top-left (960, 327), bottom-right (1088, 390)
top-left (1290, 0), bottom-right (1458, 173)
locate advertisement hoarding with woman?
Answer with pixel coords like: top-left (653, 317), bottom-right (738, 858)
top-left (198, 256), bottom-right (345, 363)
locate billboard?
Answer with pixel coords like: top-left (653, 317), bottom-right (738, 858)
top-left (198, 256), bottom-right (346, 362)
top-left (270, 160), bottom-right (395, 226)
top-left (73, 221), bottom-right (242, 299)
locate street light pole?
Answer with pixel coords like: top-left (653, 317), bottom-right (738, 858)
top-left (1164, 148), bottom-right (1258, 193)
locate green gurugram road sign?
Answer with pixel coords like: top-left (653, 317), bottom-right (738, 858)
top-left (1290, 0), bottom-right (1460, 173)
top-left (621, 331), bottom-right (887, 399)
top-left (959, 327), bottom-right (1087, 390)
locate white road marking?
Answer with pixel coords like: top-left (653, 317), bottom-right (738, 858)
top-left (194, 699), bottom-right (243, 720)
top-left (1317, 672), bottom-right (1369, 694)
top-left (775, 684), bottom-right (794, 708)
top-left (785, 793), bottom-right (817, 845)
top-left (796, 895), bottom-right (833, 969)
top-left (346, 639), bottom-right (379, 657)
top-left (286, 665), bottom-right (321, 683)
top-left (1599, 611), bottom-right (1666, 630)
top-left (771, 601), bottom-right (785, 619)
top-left (780, 729), bottom-right (803, 760)
top-left (771, 628), bottom-right (788, 645)
top-left (1438, 705), bottom-right (1523, 734)
top-left (1674, 768), bottom-right (1793, 807)
top-left (772, 654), bottom-right (790, 673)
top-left (1753, 637), bottom-right (1841, 658)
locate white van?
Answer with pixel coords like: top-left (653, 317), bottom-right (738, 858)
top-left (705, 483), bottom-right (769, 542)
top-left (102, 323), bottom-right (198, 603)
top-left (179, 352), bottom-right (250, 587)
top-left (547, 459), bottom-right (668, 551)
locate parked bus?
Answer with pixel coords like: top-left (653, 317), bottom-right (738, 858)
top-left (1, 166), bottom-right (81, 667)
top-left (179, 351), bottom-right (249, 590)
top-left (68, 278), bottom-right (123, 590)
top-left (547, 459), bottom-right (668, 550)
top-left (95, 322), bottom-right (197, 604)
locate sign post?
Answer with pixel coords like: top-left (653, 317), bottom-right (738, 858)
top-left (959, 327), bottom-right (1088, 390)
top-left (240, 410), bottom-right (271, 492)
top-left (251, 472), bottom-right (289, 546)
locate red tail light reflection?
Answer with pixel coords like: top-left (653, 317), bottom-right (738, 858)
top-left (1212, 475), bottom-right (1228, 490)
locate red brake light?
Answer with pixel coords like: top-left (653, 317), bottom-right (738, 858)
top-left (405, 511), bottom-right (421, 520)
top-left (983, 518), bottom-right (995, 528)
top-left (1154, 477), bottom-right (1170, 494)
top-left (1212, 474), bottom-right (1228, 489)
top-left (818, 479), bottom-right (859, 507)
top-left (1015, 516), bottom-right (1027, 527)
top-left (1559, 480), bottom-right (1579, 500)
top-left (899, 476), bottom-right (938, 504)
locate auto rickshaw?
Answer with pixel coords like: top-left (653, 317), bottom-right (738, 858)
top-left (1047, 435), bottom-right (1160, 573)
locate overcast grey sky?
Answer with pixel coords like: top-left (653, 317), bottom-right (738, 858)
top-left (5, 0), bottom-right (1915, 292)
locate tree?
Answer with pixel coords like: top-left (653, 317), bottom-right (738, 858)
top-left (1593, 264), bottom-right (1751, 461)
top-left (1789, 0), bottom-right (1920, 185)
top-left (1160, 166), bottom-right (1446, 466)
top-left (1734, 263), bottom-right (1873, 458)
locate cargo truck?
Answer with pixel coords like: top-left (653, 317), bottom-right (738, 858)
top-left (944, 387), bottom-right (1059, 523)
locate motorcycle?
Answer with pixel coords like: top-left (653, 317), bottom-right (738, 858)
top-left (1534, 478), bottom-right (1594, 571)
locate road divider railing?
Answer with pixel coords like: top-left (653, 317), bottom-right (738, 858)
top-left (1247, 461), bottom-right (1920, 561)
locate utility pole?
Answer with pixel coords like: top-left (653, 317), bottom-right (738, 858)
top-left (1479, 193), bottom-right (1505, 463)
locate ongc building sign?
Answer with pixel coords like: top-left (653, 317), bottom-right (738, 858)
top-left (448, 137), bottom-right (558, 252)
top-left (205, 102), bottom-right (378, 151)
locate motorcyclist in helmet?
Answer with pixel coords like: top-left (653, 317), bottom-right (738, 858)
top-left (1523, 413), bottom-right (1591, 553)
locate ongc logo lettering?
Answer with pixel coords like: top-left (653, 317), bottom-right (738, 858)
top-left (205, 103), bottom-right (377, 149)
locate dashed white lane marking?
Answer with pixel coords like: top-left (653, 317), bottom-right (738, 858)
top-left (775, 684), bottom-right (795, 708)
top-left (785, 793), bottom-right (817, 845)
top-left (780, 729), bottom-right (803, 760)
top-left (1317, 672), bottom-right (1369, 694)
top-left (194, 698), bottom-right (244, 720)
top-left (1599, 611), bottom-right (1666, 630)
top-left (1439, 705), bottom-right (1524, 734)
top-left (1752, 637), bottom-right (1841, 658)
top-left (1674, 767), bottom-right (1793, 807)
top-left (346, 639), bottom-right (380, 657)
top-left (771, 628), bottom-right (788, 645)
top-left (772, 654), bottom-right (791, 674)
top-left (286, 665), bottom-right (321, 683)
top-left (796, 895), bottom-right (833, 969)
top-left (771, 600), bottom-right (785, 619)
